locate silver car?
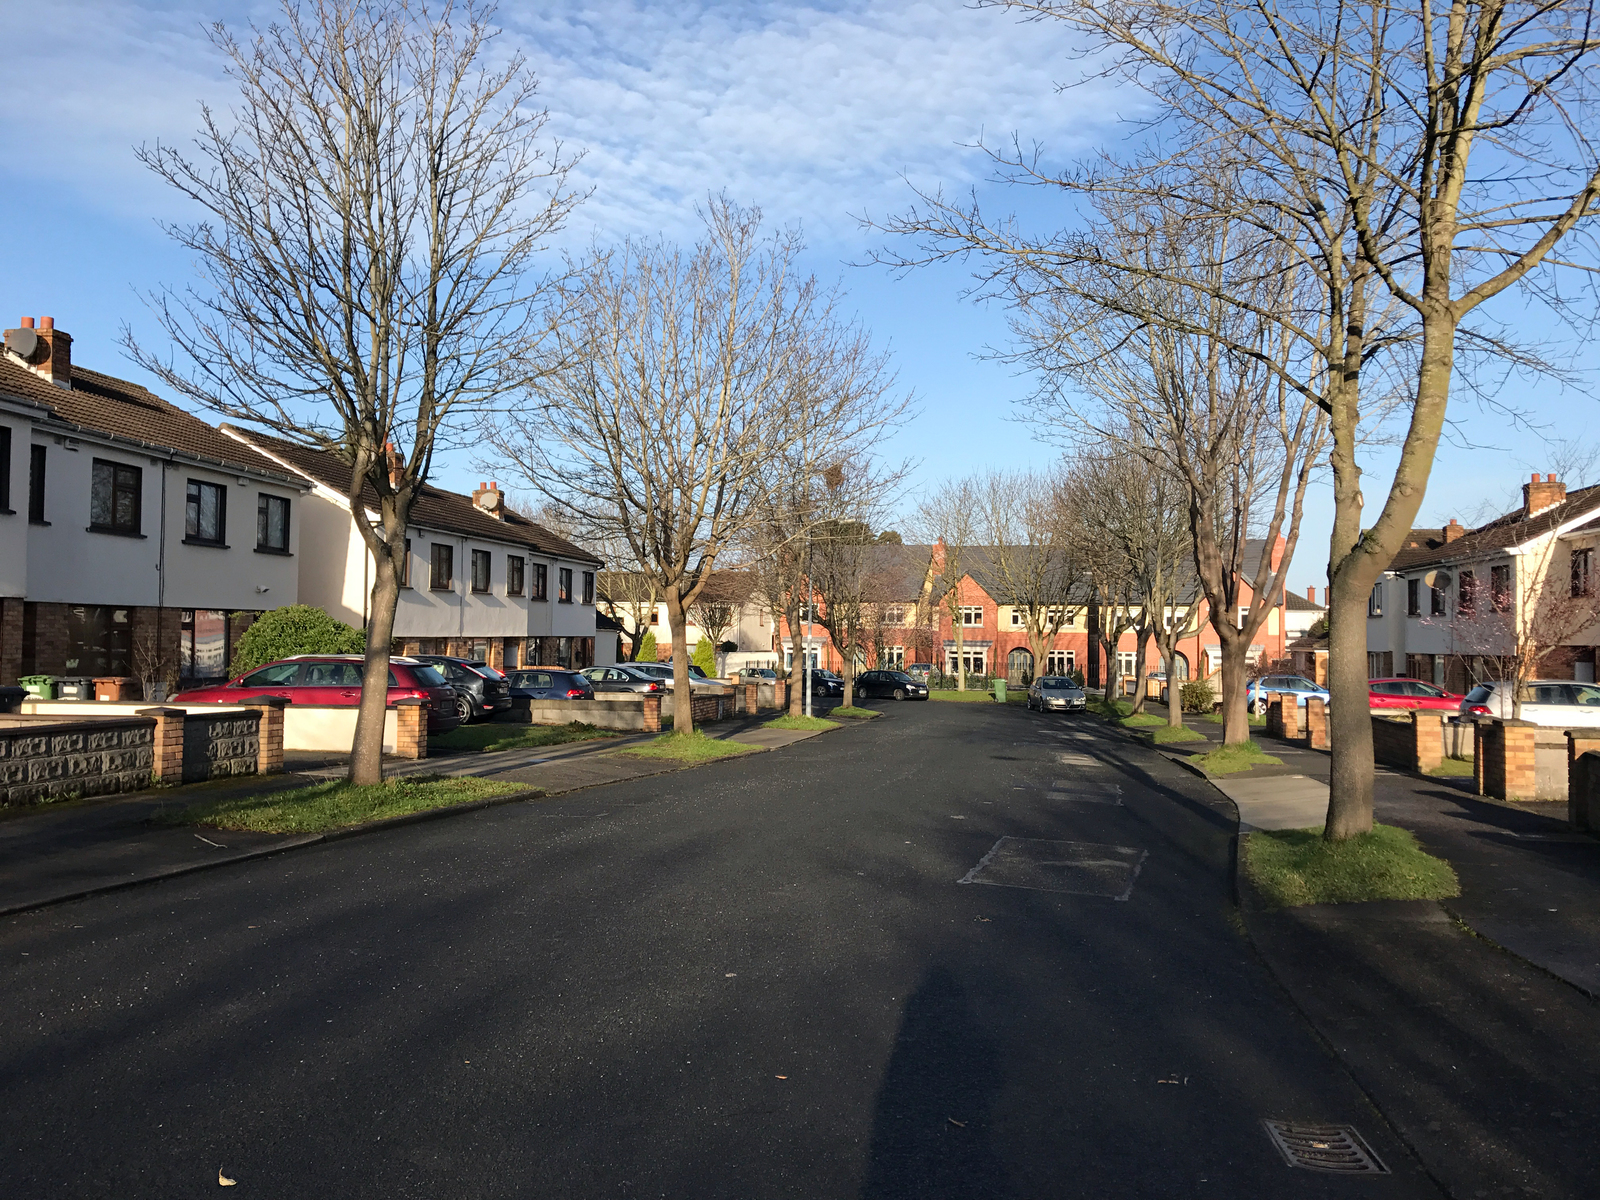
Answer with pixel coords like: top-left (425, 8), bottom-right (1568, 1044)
top-left (629, 662), bottom-right (725, 693)
top-left (581, 665), bottom-right (667, 694)
top-left (1028, 675), bottom-right (1087, 713)
top-left (1461, 679), bottom-right (1600, 727)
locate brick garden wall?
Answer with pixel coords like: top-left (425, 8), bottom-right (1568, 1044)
top-left (0, 714), bottom-right (154, 806)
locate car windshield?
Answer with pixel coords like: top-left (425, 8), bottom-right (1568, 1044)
top-left (688, 666), bottom-right (708, 679)
top-left (1039, 678), bottom-right (1076, 690)
top-left (1412, 682), bottom-right (1446, 697)
top-left (887, 671), bottom-right (914, 683)
top-left (1463, 684), bottom-right (1492, 704)
top-left (410, 665), bottom-right (447, 687)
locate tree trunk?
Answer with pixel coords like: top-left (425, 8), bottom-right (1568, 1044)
top-left (786, 595), bottom-right (806, 717)
top-left (1128, 627), bottom-right (1153, 715)
top-left (953, 601), bottom-right (966, 690)
top-left (1100, 631), bottom-right (1120, 706)
top-left (1217, 637), bottom-right (1250, 744)
top-left (1324, 572), bottom-right (1375, 838)
top-left (665, 585), bottom-right (695, 734)
top-left (1163, 647), bottom-right (1183, 727)
top-left (351, 531), bottom-right (402, 785)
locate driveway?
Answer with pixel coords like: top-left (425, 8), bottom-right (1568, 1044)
top-left (1, 703), bottom-right (1441, 1198)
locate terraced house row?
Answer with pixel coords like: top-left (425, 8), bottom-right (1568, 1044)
top-left (0, 317), bottom-right (605, 693)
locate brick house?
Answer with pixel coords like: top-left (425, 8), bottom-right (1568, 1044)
top-left (1, 317), bottom-right (308, 691)
top-left (774, 539), bottom-right (1291, 687)
top-left (597, 569), bottom-right (775, 671)
top-left (1366, 474), bottom-right (1600, 691)
top-left (223, 429), bottom-right (605, 672)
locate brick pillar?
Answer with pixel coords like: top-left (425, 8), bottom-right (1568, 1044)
top-left (1479, 718), bottom-right (1536, 800)
top-left (641, 694), bottom-right (661, 733)
top-left (1281, 698), bottom-right (1300, 740)
top-left (1266, 694), bottom-right (1285, 738)
top-left (394, 698), bottom-right (428, 760)
top-left (0, 597), bottom-right (22, 687)
top-left (137, 707), bottom-right (187, 783)
top-left (245, 698), bottom-right (287, 775)
top-left (773, 680), bottom-right (788, 711)
top-left (1567, 733), bottom-right (1600, 828)
top-left (1305, 696), bottom-right (1328, 749)
top-left (1411, 709), bottom-right (1443, 774)
top-left (745, 682), bottom-right (757, 715)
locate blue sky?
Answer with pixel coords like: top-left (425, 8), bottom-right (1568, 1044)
top-left (3, 0), bottom-right (1596, 599)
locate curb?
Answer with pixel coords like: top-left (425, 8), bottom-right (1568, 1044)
top-left (0, 787), bottom-right (544, 920)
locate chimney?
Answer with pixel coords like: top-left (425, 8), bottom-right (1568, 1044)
top-left (1443, 519), bottom-right (1465, 543)
top-left (472, 480), bottom-right (505, 518)
top-left (1523, 472), bottom-right (1566, 518)
top-left (1306, 585), bottom-right (1316, 602)
top-left (3, 315), bottom-right (72, 389)
top-left (384, 441), bottom-right (404, 488)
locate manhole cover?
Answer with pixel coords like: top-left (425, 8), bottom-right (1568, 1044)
top-left (1262, 1121), bottom-right (1388, 1174)
top-left (958, 837), bottom-right (1147, 900)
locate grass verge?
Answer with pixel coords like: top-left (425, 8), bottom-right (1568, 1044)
top-left (1088, 698), bottom-right (1134, 719)
top-left (429, 721), bottom-right (618, 754)
top-left (1195, 740), bottom-right (1283, 775)
top-left (1148, 724), bottom-right (1208, 744)
top-left (156, 776), bottom-right (527, 834)
top-left (1199, 711), bottom-right (1267, 727)
top-left (1242, 823), bottom-right (1460, 908)
top-left (829, 706), bottom-right (880, 719)
top-left (1428, 756), bottom-right (1475, 778)
top-left (1117, 713), bottom-right (1167, 728)
top-left (765, 714), bottom-right (840, 731)
top-left (929, 689), bottom-right (995, 702)
top-left (617, 731), bottom-right (754, 762)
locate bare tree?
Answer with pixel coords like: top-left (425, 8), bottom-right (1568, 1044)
top-left (688, 575), bottom-right (746, 676)
top-left (128, 0), bottom-right (582, 783)
top-left (975, 468), bottom-right (1081, 687)
top-left (597, 563), bottom-right (660, 662)
top-left (919, 479), bottom-right (980, 688)
top-left (811, 462), bottom-right (907, 706)
top-left (886, 0), bottom-right (1600, 834)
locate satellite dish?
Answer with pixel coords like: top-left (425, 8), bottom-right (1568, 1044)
top-left (4, 327), bottom-right (38, 360)
top-left (1424, 569), bottom-right (1453, 590)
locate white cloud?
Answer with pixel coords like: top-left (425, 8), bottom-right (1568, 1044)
top-left (0, 0), bottom-right (1117, 244)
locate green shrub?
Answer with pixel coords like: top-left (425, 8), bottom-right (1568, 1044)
top-left (636, 629), bottom-right (658, 662)
top-left (1180, 681), bottom-right (1215, 713)
top-left (692, 638), bottom-right (717, 677)
top-left (229, 605), bottom-right (365, 676)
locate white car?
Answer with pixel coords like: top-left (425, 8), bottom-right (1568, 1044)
top-left (1460, 680), bottom-right (1600, 727)
top-left (628, 662), bottom-right (726, 693)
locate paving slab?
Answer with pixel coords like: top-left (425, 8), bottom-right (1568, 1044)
top-left (1210, 773), bottom-right (1330, 831)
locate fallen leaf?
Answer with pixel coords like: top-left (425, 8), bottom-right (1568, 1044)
top-left (975, 917), bottom-right (991, 923)
top-left (947, 1117), bottom-right (967, 1128)
top-left (219, 1168), bottom-right (237, 1186)
top-left (775, 1075), bottom-right (787, 1080)
top-left (725, 973), bottom-right (736, 978)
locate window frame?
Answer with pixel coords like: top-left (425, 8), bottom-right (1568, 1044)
top-left (470, 548), bottom-right (492, 594)
top-left (959, 605), bottom-right (983, 627)
top-left (256, 492), bottom-right (291, 554)
top-left (507, 554), bottom-right (525, 597)
top-left (185, 478), bottom-right (228, 546)
top-left (582, 570), bottom-right (596, 605)
top-left (89, 458), bottom-right (143, 537)
top-left (1573, 548), bottom-right (1594, 598)
top-left (559, 567), bottom-right (573, 603)
top-left (400, 538), bottom-right (412, 587)
top-left (1407, 578), bottom-right (1421, 616)
top-left (1430, 581), bottom-right (1447, 615)
top-left (1367, 582), bottom-right (1383, 617)
top-left (0, 425), bottom-right (10, 512)
top-left (27, 444), bottom-right (45, 523)
top-left (530, 562), bottom-right (548, 600)
top-left (1490, 564), bottom-right (1511, 612)
top-left (430, 542), bottom-right (455, 590)
top-left (1458, 570), bottom-right (1476, 615)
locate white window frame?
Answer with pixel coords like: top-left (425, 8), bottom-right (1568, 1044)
top-left (960, 606), bottom-right (983, 627)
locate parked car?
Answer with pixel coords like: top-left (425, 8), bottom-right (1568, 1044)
top-left (172, 654), bottom-right (462, 734)
top-left (629, 662), bottom-right (724, 692)
top-left (411, 655), bottom-right (512, 724)
top-left (1246, 674), bottom-right (1331, 715)
top-left (855, 670), bottom-right (929, 701)
top-left (1367, 677), bottom-right (1465, 712)
top-left (1028, 675), bottom-right (1087, 713)
top-left (1460, 680), bottom-right (1600, 726)
top-left (905, 663), bottom-right (934, 683)
top-left (582, 665), bottom-right (667, 694)
top-left (509, 668), bottom-right (595, 702)
top-left (738, 666), bottom-right (780, 682)
top-left (807, 669), bottom-right (844, 699)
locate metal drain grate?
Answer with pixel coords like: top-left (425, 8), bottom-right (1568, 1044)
top-left (1263, 1121), bottom-right (1388, 1174)
top-left (958, 837), bottom-right (1148, 900)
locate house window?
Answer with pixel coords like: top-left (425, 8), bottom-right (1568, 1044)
top-left (1407, 578), bottom-right (1421, 616)
top-left (1010, 607), bottom-right (1024, 628)
top-left (257, 494), bottom-right (290, 553)
top-left (1431, 581), bottom-right (1447, 615)
top-left (559, 567), bottom-right (573, 603)
top-left (960, 606), bottom-right (983, 626)
top-left (179, 609), bottom-right (230, 682)
top-left (1046, 650), bottom-right (1073, 674)
top-left (430, 543), bottom-right (454, 589)
top-left (185, 479), bottom-right (226, 545)
top-left (882, 605), bottom-right (905, 626)
top-left (1117, 651), bottom-right (1137, 677)
top-left (650, 608), bottom-right (660, 625)
top-left (90, 459), bottom-right (142, 535)
top-left (947, 647), bottom-right (986, 675)
top-left (507, 555), bottom-right (525, 596)
top-left (1458, 570), bottom-right (1475, 615)
top-left (1368, 582), bottom-right (1383, 617)
top-left (471, 549), bottom-right (491, 593)
top-left (1574, 549), bottom-right (1594, 598)
top-left (582, 571), bottom-right (595, 604)
top-left (0, 426), bottom-right (9, 511)
top-left (531, 562), bottom-right (548, 600)
top-left (1490, 564), bottom-right (1511, 612)
top-left (1237, 606), bottom-right (1249, 629)
top-left (882, 645), bottom-right (905, 669)
top-left (28, 444), bottom-right (45, 523)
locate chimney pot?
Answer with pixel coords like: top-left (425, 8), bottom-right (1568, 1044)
top-left (1548, 473), bottom-right (1557, 482)
top-left (39, 316), bottom-right (53, 331)
top-left (20, 317), bottom-right (34, 329)
top-left (1533, 473), bottom-right (1541, 483)
top-left (1523, 475), bottom-right (1567, 517)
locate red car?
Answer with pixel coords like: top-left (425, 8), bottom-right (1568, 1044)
top-left (1367, 677), bottom-right (1464, 712)
top-left (172, 655), bottom-right (462, 734)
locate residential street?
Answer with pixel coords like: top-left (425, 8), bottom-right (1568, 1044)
top-left (3, 703), bottom-right (1448, 1198)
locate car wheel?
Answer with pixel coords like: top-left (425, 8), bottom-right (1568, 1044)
top-left (893, 687), bottom-right (906, 701)
top-left (454, 695), bottom-right (473, 725)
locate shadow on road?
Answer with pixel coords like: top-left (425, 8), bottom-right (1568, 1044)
top-left (859, 966), bottom-right (1013, 1199)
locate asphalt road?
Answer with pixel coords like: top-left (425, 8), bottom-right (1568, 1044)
top-left (1, 703), bottom-right (1443, 1199)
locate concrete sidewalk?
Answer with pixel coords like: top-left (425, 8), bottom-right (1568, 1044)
top-left (0, 713), bottom-right (845, 917)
